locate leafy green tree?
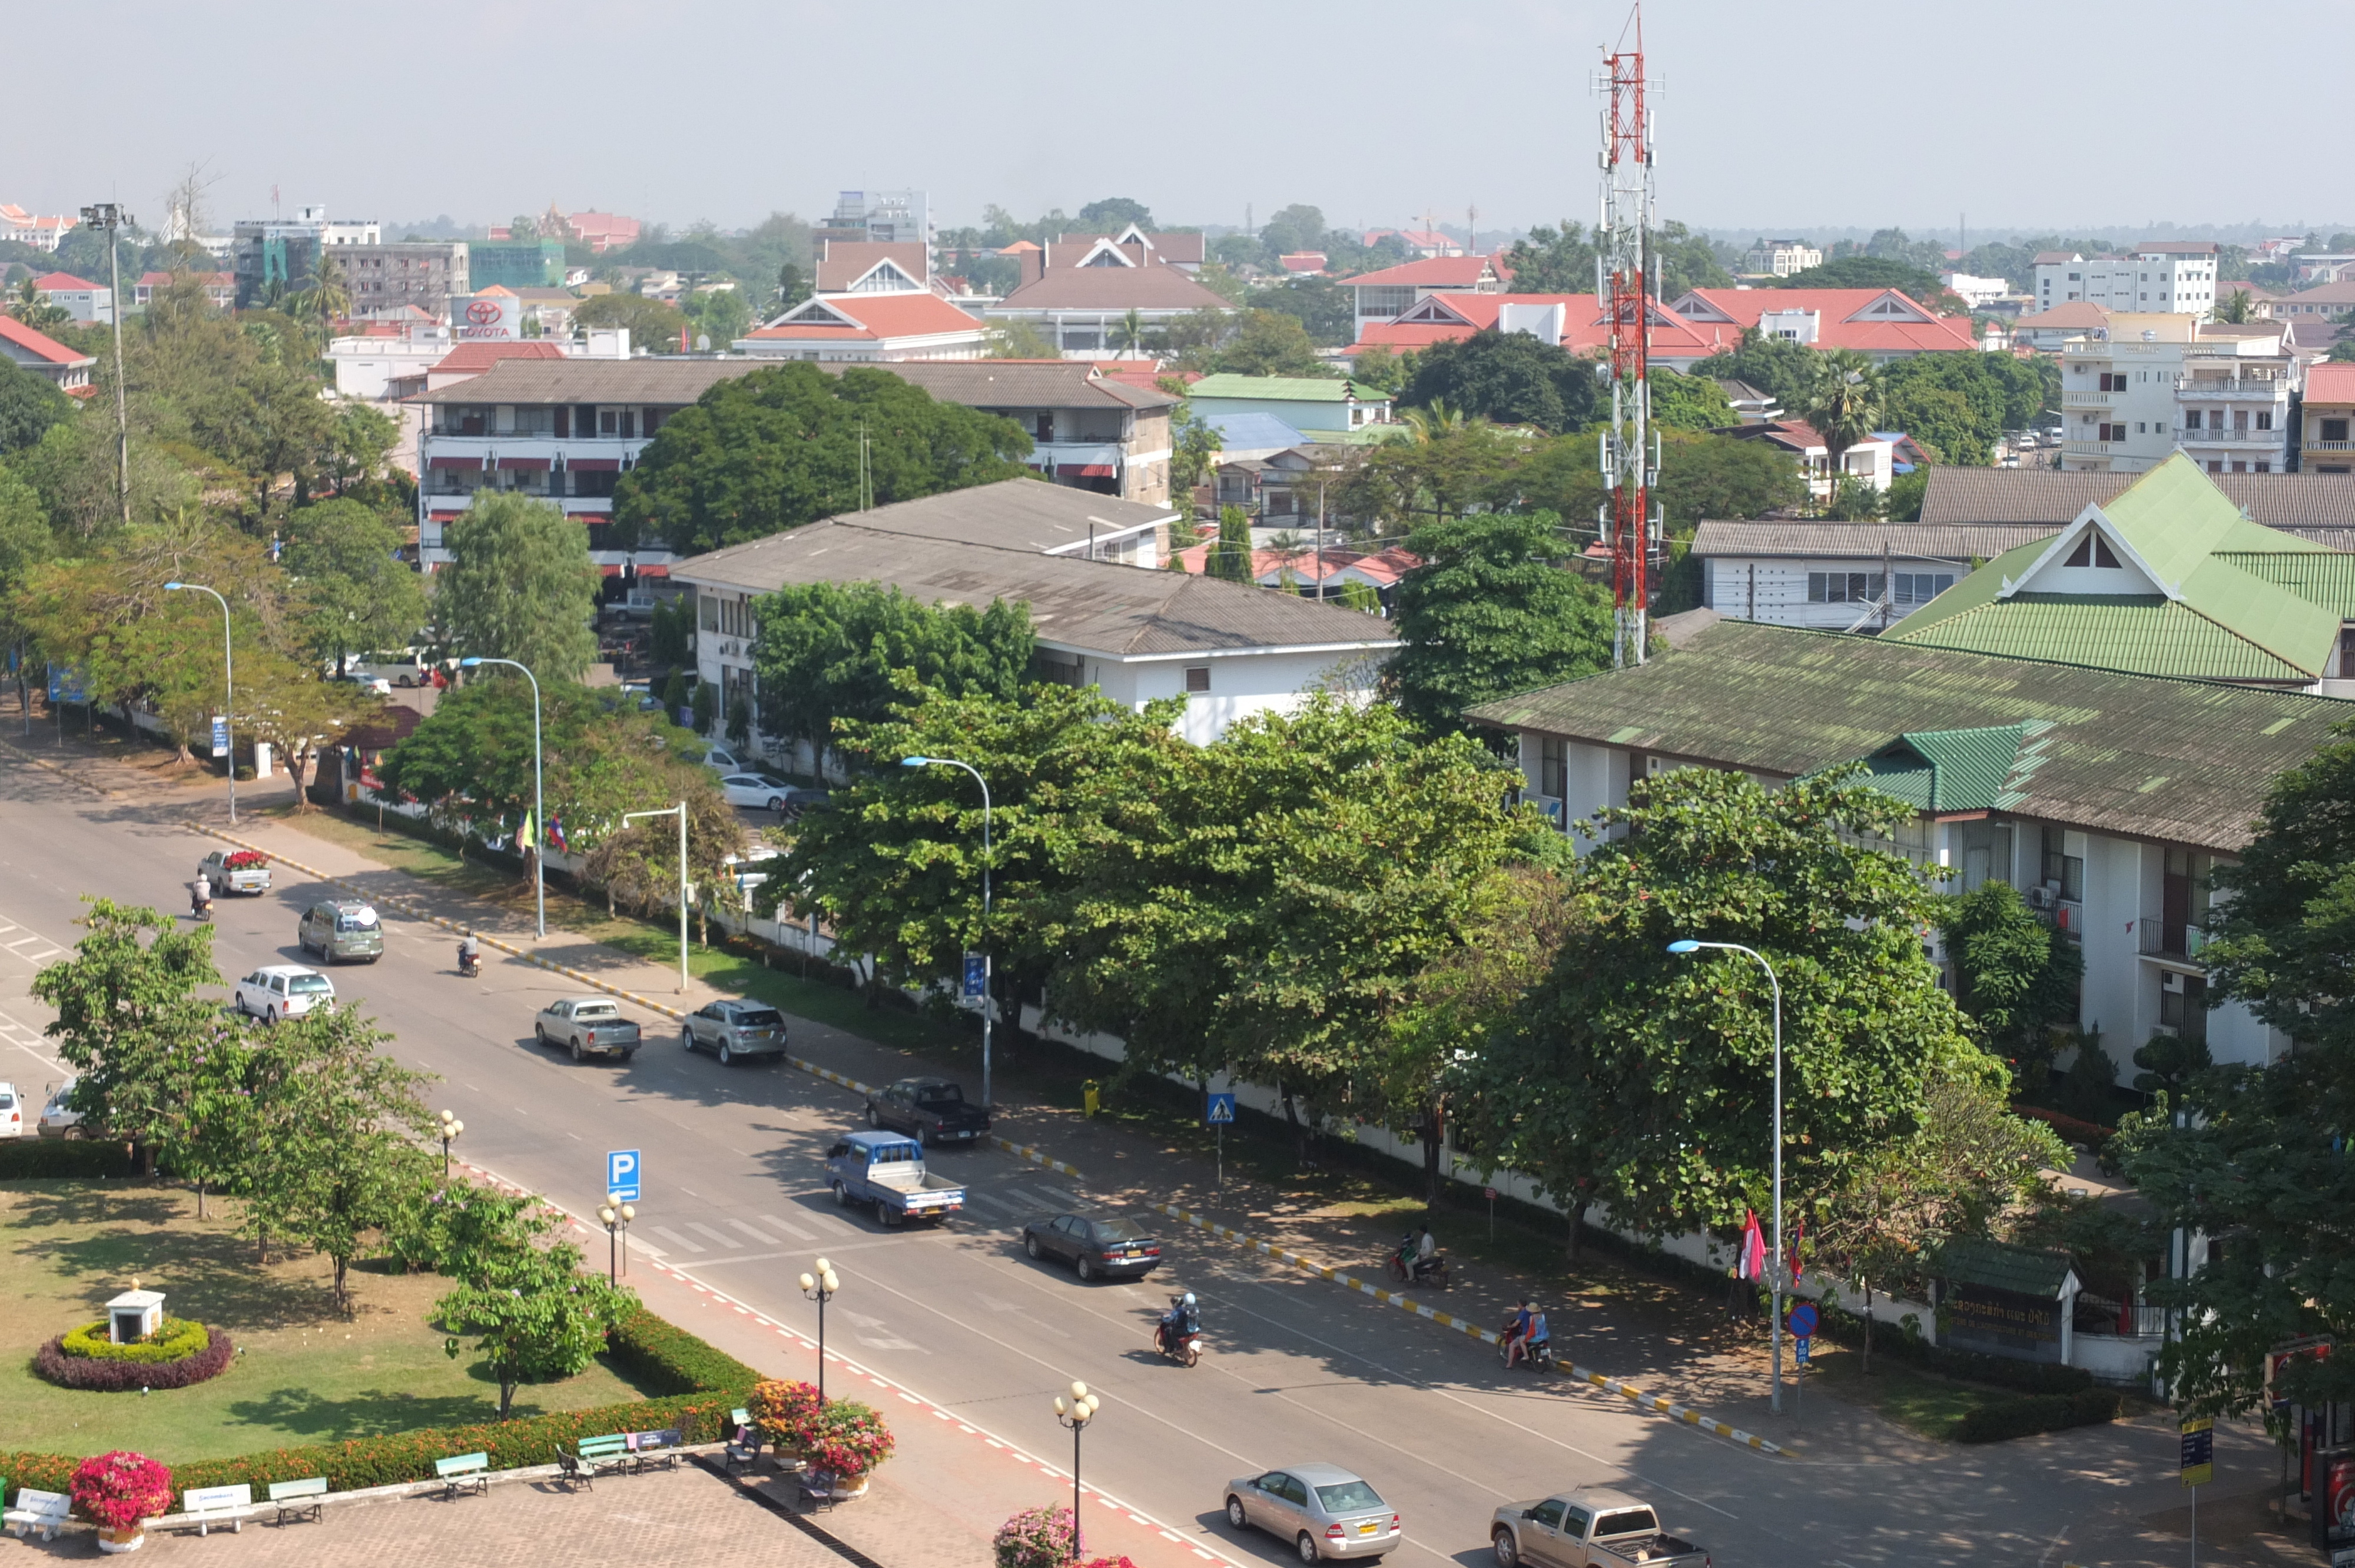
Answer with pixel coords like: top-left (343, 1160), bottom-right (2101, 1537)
top-left (283, 499), bottom-right (429, 675)
top-left (0, 355), bottom-right (72, 456)
top-left (1938, 880), bottom-right (2084, 1087)
top-left (1348, 344), bottom-right (1405, 393)
top-left (659, 667), bottom-right (688, 714)
top-left (434, 491), bottom-right (601, 680)
top-left (750, 581), bottom-right (1033, 774)
top-left (438, 1243), bottom-right (633, 1419)
top-left (613, 364), bottom-right (1032, 556)
top-left (983, 319), bottom-right (1059, 359)
top-left (1884, 467), bottom-right (1929, 521)
top-left (1208, 310), bottom-right (1332, 377)
top-left (1803, 353), bottom-right (1884, 508)
top-left (1331, 406), bottom-right (1521, 534)
top-left (6, 276), bottom-right (72, 333)
top-left (1647, 367), bottom-right (1734, 432)
top-left (1385, 511), bottom-right (1611, 735)
top-left (1776, 255), bottom-right (1953, 303)
top-left (572, 291), bottom-right (689, 348)
top-left (1244, 277), bottom-right (1355, 347)
top-left (1076, 197), bottom-right (1155, 231)
top-left (1258, 204), bottom-right (1327, 259)
top-left (1167, 404), bottom-right (1222, 522)
top-left (1455, 766), bottom-right (1981, 1245)
top-left (1647, 221), bottom-right (1736, 298)
top-left (1502, 222), bottom-right (1597, 294)
top-left (1398, 328), bottom-right (1596, 434)
top-left (1690, 328), bottom-right (1825, 410)
top-left (682, 286), bottom-right (752, 347)
top-left (1508, 427), bottom-right (1804, 529)
top-left (690, 679), bottom-right (717, 735)
top-left (241, 1002), bottom-right (436, 1305)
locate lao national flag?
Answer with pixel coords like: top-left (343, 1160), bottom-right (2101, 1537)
top-left (1738, 1209), bottom-right (1767, 1281)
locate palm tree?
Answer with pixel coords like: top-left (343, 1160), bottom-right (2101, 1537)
top-left (5, 277), bottom-right (72, 333)
top-left (1802, 354), bottom-right (1883, 513)
top-left (284, 249), bottom-right (352, 336)
top-left (2214, 287), bottom-right (2256, 325)
top-left (1113, 307), bottom-right (1147, 360)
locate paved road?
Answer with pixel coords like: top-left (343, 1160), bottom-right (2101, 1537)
top-left (0, 753), bottom-right (2292, 1568)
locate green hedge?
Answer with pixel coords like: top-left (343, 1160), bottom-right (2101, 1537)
top-left (59, 1319), bottom-right (209, 1364)
top-left (1952, 1387), bottom-right (2122, 1443)
top-left (0, 1308), bottom-right (757, 1507)
top-left (0, 1140), bottom-right (137, 1180)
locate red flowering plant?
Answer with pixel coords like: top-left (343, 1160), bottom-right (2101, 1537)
top-left (222, 850), bottom-right (268, 871)
top-left (801, 1398), bottom-right (894, 1483)
top-left (993, 1506), bottom-right (1077, 1568)
top-left (69, 1450), bottom-right (173, 1530)
top-left (748, 1377), bottom-right (824, 1450)
top-left (1083, 1557), bottom-right (1141, 1568)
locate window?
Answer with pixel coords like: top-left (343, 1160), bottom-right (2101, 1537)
top-left (599, 408), bottom-right (617, 435)
top-left (2323, 418), bottom-right (2350, 442)
top-left (2041, 825), bottom-right (2084, 903)
top-left (699, 595), bottom-right (719, 632)
top-left (1539, 735), bottom-right (1567, 799)
top-left (2064, 531), bottom-right (2122, 568)
top-left (1893, 572), bottom-right (1954, 605)
top-left (2097, 423), bottom-right (2126, 443)
top-left (2184, 409), bottom-right (2202, 429)
top-left (2256, 411), bottom-right (2273, 430)
top-left (1531, 1501), bottom-right (1567, 1530)
top-left (1806, 572), bottom-right (1883, 604)
top-left (2099, 372), bottom-right (2127, 391)
top-left (1184, 665), bottom-right (1210, 694)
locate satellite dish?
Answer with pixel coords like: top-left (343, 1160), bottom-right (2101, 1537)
top-left (695, 334), bottom-right (711, 352)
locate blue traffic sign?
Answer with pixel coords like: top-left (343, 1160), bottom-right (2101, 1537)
top-left (1794, 1336), bottom-right (1811, 1364)
top-left (210, 715), bottom-right (230, 759)
top-left (1787, 1301), bottom-right (1819, 1338)
top-left (607, 1148), bottom-right (642, 1201)
top-left (1205, 1092), bottom-right (1236, 1126)
top-left (961, 954), bottom-right (987, 1000)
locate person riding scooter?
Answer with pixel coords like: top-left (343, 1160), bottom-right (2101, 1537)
top-left (190, 871), bottom-right (213, 922)
top-left (1502, 1301), bottom-right (1553, 1370)
top-left (457, 929), bottom-right (482, 977)
top-left (1157, 1292), bottom-right (1200, 1356)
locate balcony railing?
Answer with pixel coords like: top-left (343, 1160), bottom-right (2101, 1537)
top-left (2176, 377), bottom-right (2290, 398)
top-left (2308, 438), bottom-right (2355, 451)
top-left (2074, 1299), bottom-right (2169, 1340)
top-left (2064, 439), bottom-right (2119, 456)
top-left (2138, 922), bottom-right (2207, 959)
top-left (2175, 426), bottom-right (2284, 446)
top-left (2062, 390), bottom-right (2114, 408)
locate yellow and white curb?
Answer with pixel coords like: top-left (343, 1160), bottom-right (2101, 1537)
top-left (783, 1054), bottom-right (1083, 1178)
top-left (1147, 1201), bottom-right (1783, 1456)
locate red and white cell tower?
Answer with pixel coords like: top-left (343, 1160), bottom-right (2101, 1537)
top-left (1596, 9), bottom-right (1660, 668)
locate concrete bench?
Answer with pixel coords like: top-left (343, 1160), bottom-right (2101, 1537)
top-left (183, 1483), bottom-right (253, 1536)
top-left (561, 1435), bottom-right (632, 1490)
top-left (268, 1477), bottom-right (328, 1525)
top-left (434, 1453), bottom-right (489, 1499)
top-left (5, 1488), bottom-right (71, 1542)
top-left (626, 1429), bottom-right (684, 1473)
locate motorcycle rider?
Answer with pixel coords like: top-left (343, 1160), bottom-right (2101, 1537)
top-left (191, 870), bottom-right (213, 920)
top-left (1414, 1224), bottom-right (1441, 1283)
top-left (457, 929), bottom-right (482, 975)
top-left (1504, 1299), bottom-right (1535, 1367)
top-left (1157, 1292), bottom-right (1199, 1355)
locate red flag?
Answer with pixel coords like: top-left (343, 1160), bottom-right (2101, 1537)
top-left (1738, 1209), bottom-right (1766, 1281)
top-left (1787, 1215), bottom-right (1806, 1280)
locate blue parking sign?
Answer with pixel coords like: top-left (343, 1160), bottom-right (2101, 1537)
top-left (1205, 1092), bottom-right (1236, 1126)
top-left (607, 1149), bottom-right (641, 1201)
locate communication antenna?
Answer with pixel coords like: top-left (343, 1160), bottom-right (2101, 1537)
top-left (1594, 4), bottom-right (1660, 668)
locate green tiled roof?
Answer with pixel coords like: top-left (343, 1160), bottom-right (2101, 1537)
top-left (1889, 454), bottom-right (2351, 681)
top-left (1186, 374), bottom-right (1385, 404)
top-left (1938, 1238), bottom-right (2077, 1298)
top-left (1463, 619), bottom-right (2355, 852)
top-left (1843, 721), bottom-right (2058, 812)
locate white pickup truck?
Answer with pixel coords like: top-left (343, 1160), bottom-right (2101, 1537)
top-left (198, 849), bottom-right (271, 896)
top-left (1490, 1489), bottom-right (1709, 1568)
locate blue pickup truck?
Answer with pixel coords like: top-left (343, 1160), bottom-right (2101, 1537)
top-left (824, 1131), bottom-right (966, 1227)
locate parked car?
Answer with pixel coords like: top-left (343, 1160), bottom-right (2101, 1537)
top-left (1021, 1214), bottom-right (1162, 1281)
top-left (778, 788), bottom-right (832, 822)
top-left (233, 965), bottom-right (335, 1024)
top-left (718, 773), bottom-right (796, 812)
top-left (297, 899), bottom-right (384, 964)
top-left (37, 1078), bottom-right (85, 1139)
top-left (698, 745), bottom-right (746, 772)
top-left (823, 1131), bottom-right (964, 1226)
top-left (199, 849), bottom-right (271, 895)
top-left (1224, 1465), bottom-right (1401, 1563)
top-left (681, 999), bottom-right (788, 1064)
top-left (0, 1082), bottom-right (21, 1138)
top-left (865, 1077), bottom-right (991, 1146)
top-left (1488, 1489), bottom-right (1707, 1568)
top-left (533, 997), bottom-right (642, 1062)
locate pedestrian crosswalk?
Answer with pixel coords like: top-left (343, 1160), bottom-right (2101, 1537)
top-left (633, 1162), bottom-right (1112, 1266)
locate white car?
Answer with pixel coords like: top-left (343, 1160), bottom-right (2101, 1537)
top-left (0, 1082), bottom-right (21, 1138)
top-left (718, 772), bottom-right (795, 811)
top-left (233, 965), bottom-right (336, 1025)
top-left (37, 1079), bottom-right (83, 1139)
top-left (699, 745), bottom-right (745, 772)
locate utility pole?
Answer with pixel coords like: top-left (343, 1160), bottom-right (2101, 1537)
top-left (1596, 8), bottom-right (1659, 668)
top-left (80, 203), bottom-right (132, 527)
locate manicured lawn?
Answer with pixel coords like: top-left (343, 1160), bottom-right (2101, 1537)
top-left (0, 1180), bottom-right (657, 1460)
top-left (1787, 1341), bottom-right (1991, 1439)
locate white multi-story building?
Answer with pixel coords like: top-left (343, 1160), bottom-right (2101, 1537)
top-left (1742, 239), bottom-right (1822, 277)
top-left (1939, 271), bottom-right (2011, 308)
top-left (2034, 243), bottom-right (2220, 319)
top-left (0, 204), bottom-right (74, 251)
top-left (2059, 315), bottom-right (2300, 475)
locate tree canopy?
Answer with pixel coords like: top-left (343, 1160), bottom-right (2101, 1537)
top-left (433, 491), bottom-right (602, 680)
top-left (284, 497), bottom-right (429, 674)
top-left (612, 364), bottom-right (1033, 556)
top-left (1397, 329), bottom-right (1597, 434)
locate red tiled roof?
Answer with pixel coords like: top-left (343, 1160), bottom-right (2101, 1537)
top-left (1175, 542), bottom-right (1422, 586)
top-left (2305, 363), bottom-right (2355, 404)
top-left (1668, 288), bottom-right (1978, 354)
top-left (1346, 292), bottom-right (1726, 360)
top-left (1348, 255), bottom-right (1505, 289)
top-left (429, 341), bottom-right (568, 374)
top-left (2015, 302), bottom-right (2109, 328)
top-left (997, 265), bottom-right (1230, 311)
top-left (742, 293), bottom-right (983, 342)
top-left (31, 271), bottom-right (102, 293)
top-left (0, 313), bottom-right (92, 366)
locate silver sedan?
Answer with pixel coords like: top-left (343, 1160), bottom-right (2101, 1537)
top-left (1225, 1464), bottom-right (1400, 1563)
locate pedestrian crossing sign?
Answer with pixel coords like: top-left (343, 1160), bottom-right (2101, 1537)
top-left (1205, 1092), bottom-right (1236, 1126)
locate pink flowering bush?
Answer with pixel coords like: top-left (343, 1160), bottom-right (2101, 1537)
top-left (802, 1398), bottom-right (894, 1482)
top-left (994, 1506), bottom-right (1077, 1568)
top-left (69, 1450), bottom-right (173, 1530)
top-left (748, 1377), bottom-right (825, 1450)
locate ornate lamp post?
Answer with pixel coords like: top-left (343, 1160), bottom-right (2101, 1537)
top-left (1052, 1380), bottom-right (1099, 1560)
top-left (596, 1198), bottom-right (636, 1284)
top-left (798, 1258), bottom-right (841, 1401)
top-left (435, 1109), bottom-right (463, 1178)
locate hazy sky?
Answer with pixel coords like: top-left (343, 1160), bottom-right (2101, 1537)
top-left (18, 0), bottom-right (2350, 240)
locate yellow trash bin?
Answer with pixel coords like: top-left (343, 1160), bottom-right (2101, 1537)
top-left (1082, 1081), bottom-right (1101, 1118)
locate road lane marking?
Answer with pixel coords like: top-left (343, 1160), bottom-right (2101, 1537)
top-left (1034, 1184), bottom-right (1084, 1208)
top-left (964, 1191), bottom-right (1018, 1218)
top-left (689, 1251), bottom-right (797, 1267)
top-left (651, 1226), bottom-right (707, 1254)
top-left (1147, 1199), bottom-right (1784, 1457)
top-left (758, 1213), bottom-right (817, 1241)
top-left (686, 1221), bottom-right (742, 1248)
top-left (1001, 1185), bottom-right (1047, 1210)
top-left (727, 1218), bottom-right (781, 1245)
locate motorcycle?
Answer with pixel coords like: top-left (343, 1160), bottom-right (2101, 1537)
top-left (457, 943), bottom-right (481, 978)
top-left (1498, 1315), bottom-right (1554, 1373)
top-left (1153, 1299), bottom-right (1203, 1367)
top-left (1388, 1233), bottom-right (1451, 1289)
top-left (190, 889), bottom-right (213, 923)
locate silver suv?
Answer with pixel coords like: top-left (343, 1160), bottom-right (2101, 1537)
top-left (298, 899), bottom-right (384, 964)
top-left (681, 999), bottom-right (788, 1065)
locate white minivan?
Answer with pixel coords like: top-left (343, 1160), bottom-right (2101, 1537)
top-left (233, 965), bottom-right (337, 1025)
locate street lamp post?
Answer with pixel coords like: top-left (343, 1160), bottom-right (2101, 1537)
top-left (596, 1198), bottom-right (636, 1285)
top-left (435, 1108), bottom-right (463, 1179)
top-left (798, 1258), bottom-right (841, 1401)
top-left (1667, 937), bottom-right (1787, 1415)
top-left (162, 583), bottom-right (235, 823)
top-left (621, 802), bottom-right (689, 993)
top-left (78, 202), bottom-right (130, 528)
top-left (1052, 1381), bottom-right (1099, 1560)
top-left (900, 756), bottom-right (992, 1113)
top-left (458, 658), bottom-right (544, 938)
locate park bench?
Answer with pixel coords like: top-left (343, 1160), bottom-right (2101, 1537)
top-left (561, 1435), bottom-right (633, 1491)
top-left (4, 1487), bottom-right (71, 1541)
top-left (268, 1477), bottom-right (329, 1525)
top-left (434, 1453), bottom-right (489, 1499)
top-left (182, 1483), bottom-right (254, 1535)
top-left (723, 1409), bottom-right (764, 1476)
top-left (626, 1429), bottom-right (683, 1474)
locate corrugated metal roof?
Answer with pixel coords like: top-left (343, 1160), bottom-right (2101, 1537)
top-left (1921, 465), bottom-right (2355, 529)
top-left (1938, 1239), bottom-right (2077, 1297)
top-left (1850, 722), bottom-right (2057, 813)
top-left (1689, 521), bottom-right (2058, 559)
top-left (802, 478), bottom-right (1175, 554)
top-left (1462, 619), bottom-right (2351, 852)
top-left (2220, 548), bottom-right (2355, 614)
top-left (1896, 594), bottom-right (2317, 681)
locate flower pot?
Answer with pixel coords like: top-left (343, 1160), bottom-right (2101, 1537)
top-left (803, 1471), bottom-right (869, 1500)
top-left (826, 1479), bottom-right (870, 1500)
top-left (97, 1524), bottom-right (148, 1554)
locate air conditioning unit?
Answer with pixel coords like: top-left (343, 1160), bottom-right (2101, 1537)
top-left (2025, 885), bottom-right (2056, 909)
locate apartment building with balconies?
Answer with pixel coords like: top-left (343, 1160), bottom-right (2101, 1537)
top-left (2034, 242), bottom-right (2221, 319)
top-left (2298, 362), bottom-right (2355, 474)
top-left (2059, 316), bottom-right (2300, 474)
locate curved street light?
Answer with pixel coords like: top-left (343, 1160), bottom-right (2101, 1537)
top-left (900, 756), bottom-right (992, 1112)
top-left (596, 1197), bottom-right (636, 1285)
top-left (798, 1258), bottom-right (841, 1401)
top-left (435, 1108), bottom-right (464, 1179)
top-left (163, 583), bottom-right (235, 823)
top-left (1667, 937), bottom-right (1787, 1414)
top-left (1052, 1380), bottom-right (1099, 1560)
top-left (459, 657), bottom-right (543, 936)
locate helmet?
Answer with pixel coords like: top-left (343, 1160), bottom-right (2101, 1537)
top-left (1183, 1293), bottom-right (1196, 1307)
